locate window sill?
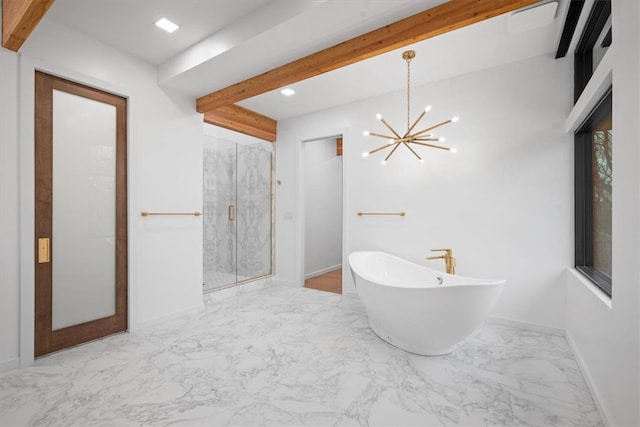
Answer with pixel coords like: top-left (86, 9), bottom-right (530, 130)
top-left (568, 268), bottom-right (612, 309)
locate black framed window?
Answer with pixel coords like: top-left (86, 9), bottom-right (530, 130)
top-left (575, 90), bottom-right (612, 296)
top-left (573, 0), bottom-right (611, 102)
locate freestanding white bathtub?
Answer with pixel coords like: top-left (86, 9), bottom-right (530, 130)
top-left (349, 251), bottom-right (505, 356)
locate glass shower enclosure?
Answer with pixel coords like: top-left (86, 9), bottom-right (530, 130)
top-left (203, 136), bottom-right (274, 292)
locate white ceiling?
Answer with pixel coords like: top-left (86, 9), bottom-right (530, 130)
top-left (44, 0), bottom-right (568, 121)
top-left (45, 0), bottom-right (274, 65)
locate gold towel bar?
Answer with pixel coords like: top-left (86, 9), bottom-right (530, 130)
top-left (141, 211), bottom-right (202, 217)
top-left (357, 211), bottom-right (406, 217)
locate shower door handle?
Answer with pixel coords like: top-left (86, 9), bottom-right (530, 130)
top-left (228, 205), bottom-right (236, 221)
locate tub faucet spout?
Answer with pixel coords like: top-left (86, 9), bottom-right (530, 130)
top-left (427, 248), bottom-right (456, 275)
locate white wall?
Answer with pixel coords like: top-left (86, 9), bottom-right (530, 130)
top-left (0, 18), bottom-right (204, 370)
top-left (565, 2), bottom-right (640, 426)
top-left (0, 49), bottom-right (21, 371)
top-left (276, 53), bottom-right (573, 330)
top-left (303, 138), bottom-right (343, 277)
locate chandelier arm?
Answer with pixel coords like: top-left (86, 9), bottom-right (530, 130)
top-left (379, 117), bottom-right (402, 139)
top-left (411, 141), bottom-right (451, 151)
top-left (373, 135), bottom-right (435, 144)
top-left (412, 119), bottom-right (453, 137)
top-left (404, 110), bottom-right (427, 138)
top-left (396, 138), bottom-right (414, 143)
top-left (383, 142), bottom-right (402, 162)
top-left (402, 142), bottom-right (423, 161)
top-left (368, 143), bottom-right (396, 155)
top-left (368, 131), bottom-right (396, 140)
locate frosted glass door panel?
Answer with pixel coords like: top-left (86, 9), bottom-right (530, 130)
top-left (52, 90), bottom-right (117, 330)
top-left (203, 137), bottom-right (237, 290)
top-left (236, 144), bottom-right (273, 280)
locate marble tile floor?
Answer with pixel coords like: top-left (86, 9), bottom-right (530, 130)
top-left (0, 285), bottom-right (602, 427)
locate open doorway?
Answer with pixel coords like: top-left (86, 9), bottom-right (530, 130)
top-left (302, 136), bottom-right (343, 294)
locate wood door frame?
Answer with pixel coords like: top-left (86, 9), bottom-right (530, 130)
top-left (34, 71), bottom-right (128, 357)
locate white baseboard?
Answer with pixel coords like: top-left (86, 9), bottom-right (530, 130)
top-left (566, 331), bottom-right (612, 427)
top-left (273, 279), bottom-right (302, 287)
top-left (0, 357), bottom-right (20, 373)
top-left (305, 264), bottom-right (341, 280)
top-left (131, 303), bottom-right (204, 332)
top-left (487, 315), bottom-right (565, 337)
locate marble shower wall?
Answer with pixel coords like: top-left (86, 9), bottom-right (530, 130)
top-left (203, 140), bottom-right (236, 288)
top-left (203, 138), bottom-right (272, 291)
top-left (236, 144), bottom-right (273, 280)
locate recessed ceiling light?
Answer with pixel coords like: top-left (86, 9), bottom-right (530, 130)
top-left (155, 17), bottom-right (179, 33)
top-left (280, 88), bottom-right (295, 97)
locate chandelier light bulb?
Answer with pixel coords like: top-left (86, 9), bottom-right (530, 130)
top-left (381, 160), bottom-right (387, 165)
top-left (439, 137), bottom-right (446, 142)
top-left (425, 105), bottom-right (432, 112)
top-left (388, 139), bottom-right (395, 145)
top-left (450, 148), bottom-right (458, 153)
top-left (376, 114), bottom-right (383, 121)
top-left (363, 131), bottom-right (370, 136)
top-left (362, 151), bottom-right (370, 158)
top-left (419, 158), bottom-right (425, 163)
top-left (451, 116), bottom-right (460, 122)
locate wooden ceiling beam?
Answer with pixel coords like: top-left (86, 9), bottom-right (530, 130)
top-left (203, 104), bottom-right (277, 142)
top-left (2, 0), bottom-right (55, 51)
top-left (196, 0), bottom-right (541, 113)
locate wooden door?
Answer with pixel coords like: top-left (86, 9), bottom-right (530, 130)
top-left (34, 71), bottom-right (128, 357)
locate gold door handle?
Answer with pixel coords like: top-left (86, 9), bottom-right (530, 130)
top-left (228, 205), bottom-right (236, 221)
top-left (38, 238), bottom-right (50, 263)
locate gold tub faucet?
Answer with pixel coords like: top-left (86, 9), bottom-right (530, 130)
top-left (427, 248), bottom-right (456, 275)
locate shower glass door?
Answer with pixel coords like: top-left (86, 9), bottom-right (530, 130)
top-left (203, 136), bottom-right (273, 292)
top-left (203, 137), bottom-right (237, 289)
top-left (236, 143), bottom-right (273, 282)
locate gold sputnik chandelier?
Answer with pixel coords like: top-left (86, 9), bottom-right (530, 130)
top-left (362, 50), bottom-right (459, 164)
